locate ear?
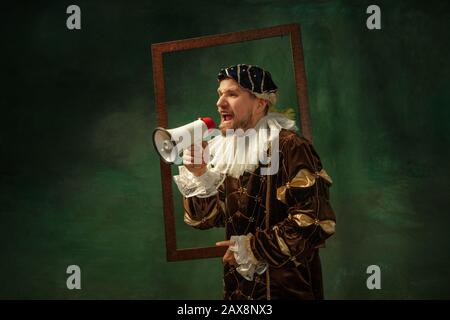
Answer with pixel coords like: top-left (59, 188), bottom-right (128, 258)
top-left (257, 98), bottom-right (268, 111)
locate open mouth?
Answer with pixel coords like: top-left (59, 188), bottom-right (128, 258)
top-left (221, 113), bottom-right (234, 123)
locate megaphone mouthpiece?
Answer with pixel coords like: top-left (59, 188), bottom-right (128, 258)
top-left (198, 117), bottom-right (216, 130)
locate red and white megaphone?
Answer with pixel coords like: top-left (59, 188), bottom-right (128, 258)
top-left (152, 117), bottom-right (216, 164)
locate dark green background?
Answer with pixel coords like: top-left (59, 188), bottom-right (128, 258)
top-left (1, 0), bottom-right (449, 299)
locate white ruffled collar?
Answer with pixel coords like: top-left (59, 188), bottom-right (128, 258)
top-left (207, 113), bottom-right (296, 179)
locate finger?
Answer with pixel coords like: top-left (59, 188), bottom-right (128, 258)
top-left (183, 153), bottom-right (193, 165)
top-left (216, 241), bottom-right (231, 247)
top-left (216, 240), bottom-right (235, 247)
top-left (223, 250), bottom-right (234, 264)
top-left (224, 251), bottom-right (237, 266)
top-left (184, 148), bottom-right (193, 158)
top-left (194, 141), bottom-right (204, 149)
top-left (226, 256), bottom-right (237, 266)
top-left (191, 155), bottom-right (204, 165)
top-left (202, 144), bottom-right (210, 162)
top-left (191, 144), bottom-right (203, 154)
top-left (186, 146), bottom-right (204, 160)
top-left (185, 145), bottom-right (198, 154)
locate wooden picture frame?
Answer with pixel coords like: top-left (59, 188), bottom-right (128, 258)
top-left (151, 23), bottom-right (312, 261)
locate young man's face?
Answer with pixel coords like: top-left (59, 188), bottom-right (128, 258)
top-left (216, 78), bottom-right (264, 135)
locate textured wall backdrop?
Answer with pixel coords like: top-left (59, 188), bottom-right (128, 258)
top-left (1, 0), bottom-right (449, 299)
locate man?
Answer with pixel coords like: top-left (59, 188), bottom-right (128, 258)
top-left (174, 64), bottom-right (336, 300)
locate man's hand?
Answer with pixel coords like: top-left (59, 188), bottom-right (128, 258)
top-left (216, 240), bottom-right (237, 266)
top-left (183, 141), bottom-right (209, 177)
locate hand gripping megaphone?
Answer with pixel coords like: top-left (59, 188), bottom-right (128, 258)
top-left (152, 117), bottom-right (216, 164)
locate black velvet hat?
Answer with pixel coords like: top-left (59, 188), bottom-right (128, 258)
top-left (217, 64), bottom-right (278, 94)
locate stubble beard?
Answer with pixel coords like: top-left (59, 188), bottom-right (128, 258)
top-left (219, 115), bottom-right (253, 136)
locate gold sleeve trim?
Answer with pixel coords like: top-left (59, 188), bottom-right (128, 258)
top-left (272, 226), bottom-right (291, 257)
top-left (183, 200), bottom-right (224, 227)
top-left (289, 213), bottom-right (336, 235)
top-left (276, 168), bottom-right (333, 204)
top-left (244, 233), bottom-right (259, 265)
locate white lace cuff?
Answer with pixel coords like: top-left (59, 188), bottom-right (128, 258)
top-left (173, 166), bottom-right (224, 198)
top-left (229, 234), bottom-right (268, 281)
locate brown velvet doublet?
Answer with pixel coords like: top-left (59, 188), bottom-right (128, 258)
top-left (183, 129), bottom-right (336, 300)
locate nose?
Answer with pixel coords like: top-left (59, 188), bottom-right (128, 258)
top-left (216, 95), bottom-right (227, 109)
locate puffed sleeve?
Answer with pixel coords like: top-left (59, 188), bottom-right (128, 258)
top-left (182, 176), bottom-right (227, 230)
top-left (250, 132), bottom-right (336, 268)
